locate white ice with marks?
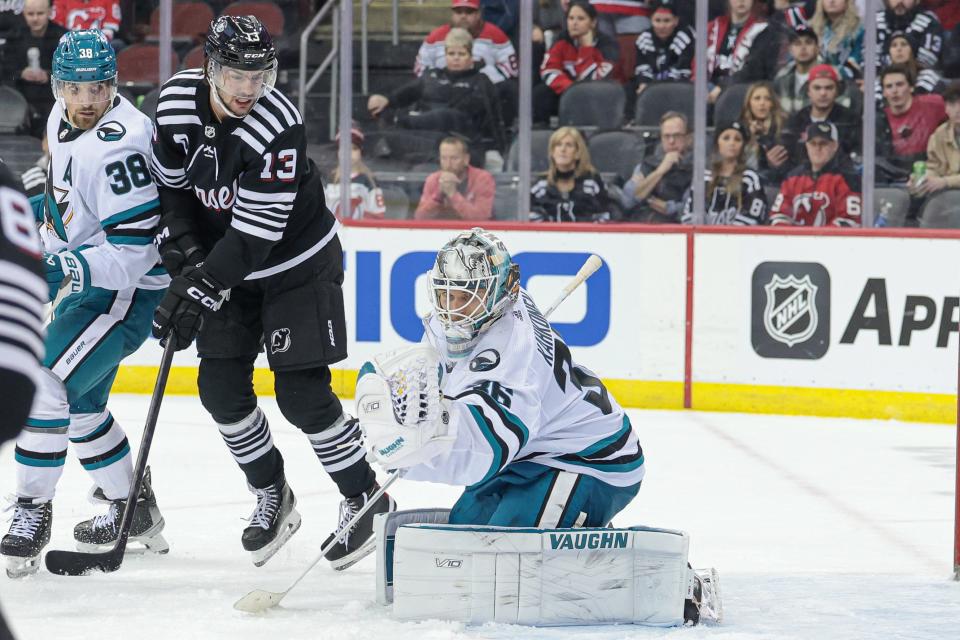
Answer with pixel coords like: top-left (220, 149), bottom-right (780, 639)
top-left (0, 396), bottom-right (958, 639)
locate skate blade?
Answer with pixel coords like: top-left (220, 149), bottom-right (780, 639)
top-left (5, 554), bottom-right (40, 579)
top-left (251, 509), bottom-right (302, 568)
top-left (329, 534), bottom-right (376, 572)
top-left (75, 532), bottom-right (170, 556)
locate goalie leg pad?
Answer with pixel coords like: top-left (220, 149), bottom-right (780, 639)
top-left (392, 523), bottom-right (693, 627)
top-left (373, 508), bottom-right (451, 604)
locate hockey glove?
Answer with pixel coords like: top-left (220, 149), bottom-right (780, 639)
top-left (154, 217), bottom-right (206, 277)
top-left (43, 251), bottom-right (89, 302)
top-left (151, 266), bottom-right (226, 351)
top-left (355, 345), bottom-right (456, 470)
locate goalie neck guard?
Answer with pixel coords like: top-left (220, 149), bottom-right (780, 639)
top-left (427, 227), bottom-right (520, 359)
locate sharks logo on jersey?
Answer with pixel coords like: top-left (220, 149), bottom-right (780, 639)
top-left (96, 121), bottom-right (127, 142)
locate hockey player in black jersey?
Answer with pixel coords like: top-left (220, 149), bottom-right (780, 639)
top-left (149, 15), bottom-right (394, 568)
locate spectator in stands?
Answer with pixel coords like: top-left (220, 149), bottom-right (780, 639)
top-left (633, 0), bottom-right (695, 97)
top-left (682, 121), bottom-right (768, 225)
top-left (1, 0), bottom-right (65, 138)
top-left (482, 0), bottom-right (519, 39)
top-left (369, 28), bottom-right (507, 162)
top-left (621, 111), bottom-right (692, 222)
top-left (876, 63), bottom-right (946, 181)
top-left (51, 0), bottom-right (121, 44)
top-left (788, 63), bottom-right (860, 159)
top-left (740, 81), bottom-right (794, 184)
top-left (324, 125), bottom-right (386, 221)
top-left (770, 122), bottom-right (862, 226)
top-left (415, 0), bottom-right (517, 123)
top-left (874, 31), bottom-right (944, 104)
top-left (530, 126), bottom-right (613, 222)
top-left (908, 82), bottom-right (960, 198)
top-left (876, 0), bottom-right (943, 69)
top-left (591, 0), bottom-right (652, 37)
top-left (706, 0), bottom-right (781, 104)
top-left (788, 0), bottom-right (864, 80)
top-left (774, 24), bottom-right (822, 117)
top-left (534, 0), bottom-right (620, 124)
top-left (922, 0), bottom-right (960, 31)
top-left (415, 137), bottom-right (495, 220)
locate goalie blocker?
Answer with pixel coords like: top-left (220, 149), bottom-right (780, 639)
top-left (374, 510), bottom-right (722, 627)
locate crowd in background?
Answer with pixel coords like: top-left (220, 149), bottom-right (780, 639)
top-left (1, 0), bottom-right (959, 227)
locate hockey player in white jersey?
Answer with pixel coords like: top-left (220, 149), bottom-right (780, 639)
top-left (358, 227), bottom-right (643, 528)
top-left (0, 29), bottom-right (169, 578)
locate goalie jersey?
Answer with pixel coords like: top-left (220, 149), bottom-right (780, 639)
top-left (411, 288), bottom-right (645, 489)
top-left (42, 96), bottom-right (166, 291)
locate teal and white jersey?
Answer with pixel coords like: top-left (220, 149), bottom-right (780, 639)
top-left (42, 96), bottom-right (167, 291)
top-left (409, 287), bottom-right (645, 488)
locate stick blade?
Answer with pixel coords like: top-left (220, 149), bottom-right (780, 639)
top-left (44, 549), bottom-right (122, 576)
top-left (233, 589), bottom-right (286, 613)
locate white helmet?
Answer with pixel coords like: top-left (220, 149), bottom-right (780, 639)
top-left (427, 228), bottom-right (520, 358)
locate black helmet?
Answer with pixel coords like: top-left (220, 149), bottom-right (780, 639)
top-left (205, 15), bottom-right (276, 71)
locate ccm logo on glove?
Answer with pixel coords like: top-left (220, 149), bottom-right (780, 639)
top-left (187, 285), bottom-right (222, 311)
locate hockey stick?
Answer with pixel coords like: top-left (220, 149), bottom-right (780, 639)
top-left (541, 255), bottom-right (603, 318)
top-left (233, 471), bottom-right (402, 613)
top-left (43, 275), bottom-right (72, 324)
top-left (233, 254), bottom-right (604, 613)
top-left (45, 338), bottom-right (176, 576)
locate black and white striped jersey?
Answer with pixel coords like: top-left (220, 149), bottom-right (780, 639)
top-left (0, 160), bottom-right (46, 442)
top-left (150, 69), bottom-right (338, 289)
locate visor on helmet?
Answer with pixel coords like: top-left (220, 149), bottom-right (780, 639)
top-left (207, 57), bottom-right (276, 116)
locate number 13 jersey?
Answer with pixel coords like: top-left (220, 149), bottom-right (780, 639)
top-left (43, 96), bottom-right (167, 291)
top-left (150, 69), bottom-right (338, 289)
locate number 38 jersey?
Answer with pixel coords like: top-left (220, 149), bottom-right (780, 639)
top-left (150, 69), bottom-right (338, 289)
top-left (409, 288), bottom-right (645, 488)
top-left (43, 96), bottom-right (167, 291)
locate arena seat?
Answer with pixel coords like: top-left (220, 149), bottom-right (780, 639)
top-left (558, 80), bottom-right (626, 129)
top-left (147, 2), bottom-right (214, 43)
top-left (0, 86), bottom-right (29, 134)
top-left (920, 190), bottom-right (960, 228)
top-left (875, 187), bottom-right (911, 226)
top-left (380, 185), bottom-right (411, 220)
top-left (634, 82), bottom-right (694, 127)
top-left (182, 45), bottom-right (205, 71)
top-left (713, 82), bottom-right (751, 127)
top-left (116, 44), bottom-right (180, 86)
top-left (506, 129), bottom-right (553, 174)
top-left (588, 130), bottom-right (646, 186)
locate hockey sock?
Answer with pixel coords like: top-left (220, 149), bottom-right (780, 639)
top-left (69, 410), bottom-right (133, 500)
top-left (14, 369), bottom-right (71, 500)
top-left (218, 407), bottom-right (284, 489)
top-left (307, 415), bottom-right (375, 498)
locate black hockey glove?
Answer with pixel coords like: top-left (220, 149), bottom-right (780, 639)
top-left (155, 218), bottom-right (206, 277)
top-left (152, 266), bottom-right (226, 351)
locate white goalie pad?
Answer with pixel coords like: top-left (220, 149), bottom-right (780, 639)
top-left (373, 508), bottom-right (451, 605)
top-left (391, 524), bottom-right (693, 627)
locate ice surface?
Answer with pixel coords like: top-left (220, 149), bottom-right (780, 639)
top-left (0, 395), bottom-right (958, 639)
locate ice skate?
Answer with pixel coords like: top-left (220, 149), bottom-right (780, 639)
top-left (242, 474), bottom-right (301, 567)
top-left (73, 467), bottom-right (169, 554)
top-left (685, 567), bottom-right (723, 626)
top-left (323, 483), bottom-right (396, 571)
top-left (1, 500), bottom-right (52, 578)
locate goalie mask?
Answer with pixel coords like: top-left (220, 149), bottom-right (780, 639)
top-left (428, 228), bottom-right (520, 358)
top-left (204, 15), bottom-right (278, 118)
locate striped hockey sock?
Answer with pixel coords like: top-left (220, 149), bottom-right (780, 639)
top-left (218, 408), bottom-right (284, 489)
top-left (307, 415), bottom-right (374, 497)
top-left (70, 410), bottom-right (133, 500)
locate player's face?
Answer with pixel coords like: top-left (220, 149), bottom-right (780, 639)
top-left (61, 80), bottom-right (113, 129)
top-left (551, 135), bottom-right (578, 172)
top-left (717, 130), bottom-right (743, 162)
top-left (749, 87), bottom-right (773, 119)
top-left (217, 66), bottom-right (268, 116)
top-left (888, 37), bottom-right (912, 64)
top-left (445, 45), bottom-right (473, 72)
top-left (651, 11), bottom-right (678, 40)
top-left (805, 137), bottom-right (836, 170)
top-left (439, 287), bottom-right (486, 321)
top-left (808, 78), bottom-right (837, 110)
top-left (450, 7), bottom-right (480, 32)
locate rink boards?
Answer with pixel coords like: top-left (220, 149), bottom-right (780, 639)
top-left (117, 222), bottom-right (960, 423)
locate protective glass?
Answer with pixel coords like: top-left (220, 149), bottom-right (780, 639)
top-left (208, 58), bottom-right (277, 102)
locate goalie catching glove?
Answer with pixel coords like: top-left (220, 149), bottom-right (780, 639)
top-left (355, 345), bottom-right (456, 470)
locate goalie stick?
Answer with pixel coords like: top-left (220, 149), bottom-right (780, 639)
top-left (234, 253), bottom-right (606, 613)
top-left (44, 339), bottom-right (176, 576)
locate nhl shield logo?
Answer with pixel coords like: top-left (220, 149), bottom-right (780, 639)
top-left (763, 275), bottom-right (818, 347)
top-left (270, 328), bottom-right (291, 354)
